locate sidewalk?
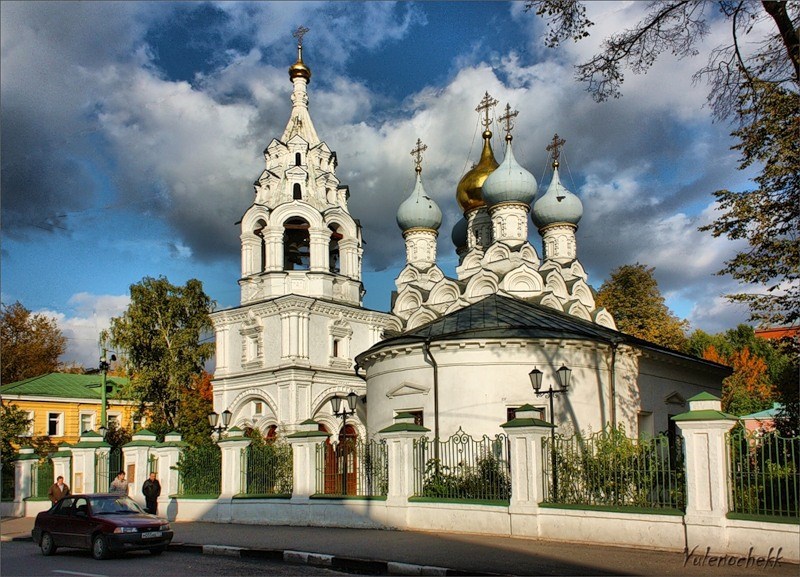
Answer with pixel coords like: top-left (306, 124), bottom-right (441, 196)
top-left (2, 516), bottom-right (795, 576)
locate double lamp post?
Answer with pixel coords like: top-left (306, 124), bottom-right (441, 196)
top-left (529, 364), bottom-right (571, 501)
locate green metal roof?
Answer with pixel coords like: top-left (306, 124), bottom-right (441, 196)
top-left (740, 403), bottom-right (783, 420)
top-left (356, 294), bottom-right (730, 374)
top-left (0, 373), bottom-right (131, 400)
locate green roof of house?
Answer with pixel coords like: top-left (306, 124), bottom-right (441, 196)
top-left (0, 373), bottom-right (131, 401)
top-left (740, 403), bottom-right (784, 420)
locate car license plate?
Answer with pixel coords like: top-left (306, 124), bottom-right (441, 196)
top-left (141, 531), bottom-right (162, 539)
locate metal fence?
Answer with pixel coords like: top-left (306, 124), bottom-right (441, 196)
top-left (31, 458), bottom-right (54, 499)
top-left (95, 448), bottom-right (122, 492)
top-left (241, 441), bottom-right (293, 496)
top-left (1, 463), bottom-right (14, 501)
top-left (176, 444), bottom-right (222, 496)
top-left (413, 429), bottom-right (511, 501)
top-left (728, 427), bottom-right (799, 518)
top-left (315, 438), bottom-right (388, 497)
top-left (543, 428), bottom-right (685, 510)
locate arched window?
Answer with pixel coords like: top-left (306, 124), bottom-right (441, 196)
top-left (293, 183), bottom-right (302, 200)
top-left (254, 219), bottom-right (267, 272)
top-left (329, 225), bottom-right (342, 273)
top-left (283, 217), bottom-right (310, 270)
top-left (295, 153), bottom-right (302, 166)
top-left (265, 425), bottom-right (278, 443)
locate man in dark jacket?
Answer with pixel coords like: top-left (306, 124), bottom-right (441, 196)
top-left (141, 472), bottom-right (161, 515)
top-left (48, 475), bottom-right (70, 505)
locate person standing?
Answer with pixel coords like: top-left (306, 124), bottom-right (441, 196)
top-left (141, 472), bottom-right (161, 515)
top-left (109, 471), bottom-right (128, 495)
top-left (48, 475), bottom-right (70, 505)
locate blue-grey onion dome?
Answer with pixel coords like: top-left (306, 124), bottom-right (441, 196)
top-left (532, 166), bottom-right (583, 228)
top-left (482, 140), bottom-right (538, 207)
top-left (451, 217), bottom-right (468, 248)
top-left (397, 173), bottom-right (442, 232)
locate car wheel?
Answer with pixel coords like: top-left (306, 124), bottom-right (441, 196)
top-left (40, 532), bottom-right (57, 556)
top-left (91, 534), bottom-right (110, 560)
top-left (149, 547), bottom-right (165, 556)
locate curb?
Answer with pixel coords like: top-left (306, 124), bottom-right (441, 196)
top-left (168, 541), bottom-right (500, 576)
top-left (0, 534), bottom-right (32, 542)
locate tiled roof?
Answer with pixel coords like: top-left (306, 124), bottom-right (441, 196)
top-left (0, 373), bottom-right (131, 400)
top-left (357, 294), bottom-right (729, 373)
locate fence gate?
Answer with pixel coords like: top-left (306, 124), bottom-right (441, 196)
top-left (95, 448), bottom-right (122, 492)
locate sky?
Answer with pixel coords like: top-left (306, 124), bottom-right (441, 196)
top-left (1, 1), bottom-right (762, 369)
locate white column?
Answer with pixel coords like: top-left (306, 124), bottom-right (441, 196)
top-left (309, 230), bottom-right (329, 272)
top-left (69, 431), bottom-right (109, 494)
top-left (288, 421), bottom-right (330, 501)
top-left (674, 393), bottom-right (738, 552)
top-left (13, 447), bottom-right (37, 516)
top-left (218, 433), bottom-right (251, 497)
top-left (153, 432), bottom-right (185, 521)
top-left (50, 449), bottom-right (72, 492)
top-left (123, 430), bottom-right (158, 506)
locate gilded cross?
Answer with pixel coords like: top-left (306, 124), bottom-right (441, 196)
top-left (498, 103), bottom-right (519, 139)
top-left (293, 25), bottom-right (310, 46)
top-left (410, 138), bottom-right (428, 173)
top-left (546, 133), bottom-right (566, 165)
top-left (475, 91), bottom-right (499, 130)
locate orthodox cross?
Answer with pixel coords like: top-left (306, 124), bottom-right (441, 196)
top-left (546, 133), bottom-right (566, 166)
top-left (410, 138), bottom-right (428, 174)
top-left (498, 103), bottom-right (519, 140)
top-left (475, 91), bottom-right (499, 130)
top-left (293, 25), bottom-right (310, 46)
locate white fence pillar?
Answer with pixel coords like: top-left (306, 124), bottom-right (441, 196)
top-left (50, 446), bottom-right (72, 491)
top-left (13, 447), bottom-right (37, 516)
top-left (674, 392), bottom-right (738, 552)
top-left (123, 429), bottom-right (159, 506)
top-left (153, 431), bottom-right (185, 521)
top-left (218, 429), bottom-right (251, 497)
top-left (287, 419), bottom-right (330, 502)
top-left (69, 431), bottom-right (109, 494)
top-left (380, 413), bottom-right (429, 529)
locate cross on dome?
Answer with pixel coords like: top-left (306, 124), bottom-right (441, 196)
top-left (498, 103), bottom-right (519, 142)
top-left (410, 138), bottom-right (428, 174)
top-left (293, 25), bottom-right (309, 46)
top-left (546, 133), bottom-right (566, 168)
top-left (475, 92), bottom-right (499, 131)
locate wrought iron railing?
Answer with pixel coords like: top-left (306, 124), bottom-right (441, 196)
top-left (176, 444), bottom-right (221, 496)
top-left (413, 429), bottom-right (511, 501)
top-left (543, 428), bottom-right (685, 510)
top-left (728, 427), bottom-right (799, 519)
top-left (95, 448), bottom-right (122, 492)
top-left (1, 463), bottom-right (14, 501)
top-left (315, 438), bottom-right (388, 497)
top-left (241, 441), bottom-right (293, 496)
top-left (31, 458), bottom-right (54, 499)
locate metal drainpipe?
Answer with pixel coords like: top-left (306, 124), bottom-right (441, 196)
top-left (422, 340), bottom-right (440, 463)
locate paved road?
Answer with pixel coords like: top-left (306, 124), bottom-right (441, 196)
top-left (1, 540), bottom-right (346, 577)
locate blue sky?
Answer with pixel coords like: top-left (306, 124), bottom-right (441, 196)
top-left (2, 1), bottom-right (760, 367)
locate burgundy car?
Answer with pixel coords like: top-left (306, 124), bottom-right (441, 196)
top-left (32, 493), bottom-right (173, 559)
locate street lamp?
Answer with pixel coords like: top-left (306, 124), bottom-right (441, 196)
top-left (530, 364), bottom-right (571, 501)
top-left (99, 349), bottom-right (117, 431)
top-left (330, 391), bottom-right (359, 495)
top-left (207, 409), bottom-right (233, 438)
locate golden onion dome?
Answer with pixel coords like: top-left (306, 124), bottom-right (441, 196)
top-left (289, 45), bottom-right (311, 82)
top-left (456, 130), bottom-right (499, 214)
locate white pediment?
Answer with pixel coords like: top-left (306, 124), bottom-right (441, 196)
top-left (387, 382), bottom-right (430, 398)
top-left (664, 391), bottom-right (686, 406)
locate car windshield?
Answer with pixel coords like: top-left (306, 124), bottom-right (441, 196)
top-left (90, 496), bottom-right (144, 515)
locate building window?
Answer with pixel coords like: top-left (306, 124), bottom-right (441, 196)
top-left (284, 217), bottom-right (310, 270)
top-left (332, 338), bottom-right (340, 358)
top-left (295, 153), bottom-right (302, 166)
top-left (48, 413), bottom-right (63, 437)
top-left (254, 401), bottom-right (264, 416)
top-left (293, 183), bottom-right (302, 200)
top-left (79, 413), bottom-right (94, 434)
top-left (329, 225), bottom-right (342, 273)
top-left (400, 410), bottom-right (424, 427)
top-left (107, 414), bottom-right (120, 429)
top-left (254, 220), bottom-right (267, 272)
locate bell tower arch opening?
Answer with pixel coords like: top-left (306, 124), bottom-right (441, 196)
top-left (284, 217), bottom-right (310, 270)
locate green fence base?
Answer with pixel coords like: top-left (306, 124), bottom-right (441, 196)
top-left (409, 496), bottom-right (509, 507)
top-left (168, 493), bottom-right (220, 500)
top-left (727, 512), bottom-right (800, 525)
top-left (24, 497), bottom-right (51, 502)
top-left (310, 494), bottom-right (387, 501)
top-left (539, 502), bottom-right (684, 516)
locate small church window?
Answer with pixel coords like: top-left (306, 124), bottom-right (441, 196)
top-left (295, 153), bottom-right (302, 166)
top-left (293, 183), bottom-right (302, 200)
top-left (329, 225), bottom-right (342, 273)
top-left (254, 220), bottom-right (266, 272)
top-left (283, 217), bottom-right (310, 270)
top-left (332, 338), bottom-right (340, 357)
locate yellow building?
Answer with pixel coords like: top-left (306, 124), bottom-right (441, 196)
top-left (1, 373), bottom-right (138, 444)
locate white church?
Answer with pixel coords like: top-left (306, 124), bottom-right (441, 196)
top-left (209, 33), bottom-right (727, 445)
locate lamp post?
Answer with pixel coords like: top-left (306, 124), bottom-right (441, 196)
top-left (330, 391), bottom-right (359, 495)
top-left (98, 349), bottom-right (117, 431)
top-left (530, 364), bottom-right (571, 501)
top-left (207, 409), bottom-right (233, 439)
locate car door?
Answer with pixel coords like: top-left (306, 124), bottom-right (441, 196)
top-left (46, 497), bottom-right (74, 547)
top-left (69, 497), bottom-right (94, 549)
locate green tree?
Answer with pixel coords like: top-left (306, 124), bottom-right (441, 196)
top-left (1, 301), bottom-right (66, 384)
top-left (596, 263), bottom-right (688, 350)
top-left (527, 1), bottom-right (800, 326)
top-left (0, 402), bottom-right (31, 467)
top-left (108, 277), bottom-right (214, 436)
